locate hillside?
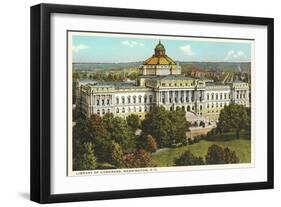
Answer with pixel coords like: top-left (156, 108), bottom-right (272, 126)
top-left (73, 61), bottom-right (251, 73)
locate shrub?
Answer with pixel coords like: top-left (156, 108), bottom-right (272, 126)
top-left (187, 138), bottom-right (194, 145)
top-left (193, 136), bottom-right (201, 143)
top-left (205, 144), bottom-right (239, 165)
top-left (174, 150), bottom-right (205, 166)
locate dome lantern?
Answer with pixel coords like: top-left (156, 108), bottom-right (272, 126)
top-left (154, 40), bottom-right (166, 56)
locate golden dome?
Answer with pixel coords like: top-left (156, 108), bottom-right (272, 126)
top-left (143, 41), bottom-right (177, 65)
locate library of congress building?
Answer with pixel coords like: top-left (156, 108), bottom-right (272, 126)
top-left (76, 41), bottom-right (250, 122)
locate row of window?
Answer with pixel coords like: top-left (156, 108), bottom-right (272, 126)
top-left (206, 102), bottom-right (229, 108)
top-left (161, 97), bottom-right (203, 103)
top-left (206, 93), bottom-right (230, 100)
top-left (116, 106), bottom-right (153, 113)
top-left (116, 95), bottom-right (153, 105)
top-left (95, 104), bottom-right (206, 115)
top-left (161, 82), bottom-right (193, 87)
top-left (96, 99), bottom-right (110, 106)
top-left (236, 93), bottom-right (247, 99)
top-left (93, 92), bottom-right (247, 106)
top-left (207, 110), bottom-right (220, 114)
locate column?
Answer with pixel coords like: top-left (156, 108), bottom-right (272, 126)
top-left (90, 92), bottom-right (93, 114)
top-left (156, 91), bottom-right (160, 106)
top-left (201, 91), bottom-right (204, 101)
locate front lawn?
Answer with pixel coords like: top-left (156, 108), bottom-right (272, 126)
top-left (151, 137), bottom-right (251, 167)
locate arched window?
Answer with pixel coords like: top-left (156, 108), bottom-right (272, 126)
top-left (138, 96), bottom-right (142, 103)
top-left (149, 95), bottom-right (153, 103)
top-left (122, 96), bottom-right (125, 104)
top-left (187, 106), bottom-right (190, 111)
top-left (139, 106), bottom-right (142, 112)
top-left (215, 93), bottom-right (218, 100)
top-left (144, 95), bottom-right (147, 103)
top-left (102, 109), bottom-right (105, 115)
top-left (207, 93), bottom-right (209, 100)
top-left (122, 107), bottom-right (125, 113)
top-left (97, 109), bottom-right (100, 115)
top-left (220, 93), bottom-right (222, 100)
top-left (211, 93), bottom-right (214, 100)
top-left (127, 96), bottom-right (131, 104)
top-left (116, 97), bottom-right (119, 104)
top-left (133, 96), bottom-right (136, 103)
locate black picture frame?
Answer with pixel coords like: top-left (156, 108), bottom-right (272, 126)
top-left (30, 3), bottom-right (274, 204)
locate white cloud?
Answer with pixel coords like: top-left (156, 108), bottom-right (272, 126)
top-left (179, 45), bottom-right (195, 56)
top-left (225, 50), bottom-right (246, 61)
top-left (72, 44), bottom-right (88, 53)
top-left (121, 40), bottom-right (144, 47)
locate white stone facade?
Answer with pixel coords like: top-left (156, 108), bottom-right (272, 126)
top-left (76, 42), bottom-right (250, 121)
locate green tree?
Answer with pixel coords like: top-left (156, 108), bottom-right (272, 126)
top-left (223, 147), bottom-right (240, 164)
top-left (73, 142), bottom-right (97, 171)
top-left (217, 103), bottom-right (250, 139)
top-left (169, 107), bottom-right (190, 145)
top-left (205, 144), bottom-right (239, 165)
top-left (145, 134), bottom-right (158, 153)
top-left (110, 141), bottom-right (124, 168)
top-left (128, 71), bottom-right (139, 80)
top-left (126, 114), bottom-right (141, 132)
top-left (88, 114), bottom-right (107, 139)
top-left (174, 150), bottom-right (205, 166)
top-left (142, 106), bottom-right (173, 147)
top-left (102, 113), bottom-right (115, 135)
top-left (111, 116), bottom-right (136, 152)
top-left (88, 114), bottom-right (111, 163)
top-left (205, 144), bottom-right (225, 164)
top-left (73, 118), bottom-right (90, 144)
top-left (137, 134), bottom-right (157, 153)
top-left (124, 149), bottom-right (152, 168)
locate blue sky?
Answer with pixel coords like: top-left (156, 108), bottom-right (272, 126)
top-left (72, 33), bottom-right (252, 63)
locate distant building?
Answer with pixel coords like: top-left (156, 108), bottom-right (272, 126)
top-left (190, 68), bottom-right (219, 78)
top-left (76, 41), bottom-right (250, 122)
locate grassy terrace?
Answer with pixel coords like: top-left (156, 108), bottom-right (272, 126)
top-left (152, 133), bottom-right (251, 167)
